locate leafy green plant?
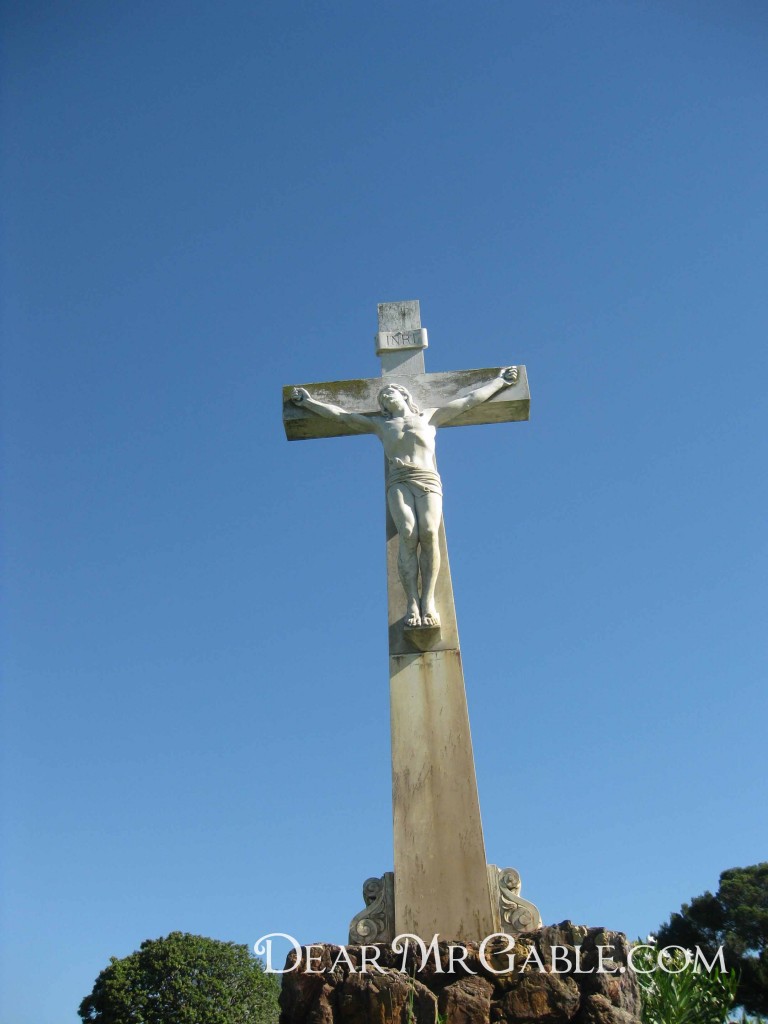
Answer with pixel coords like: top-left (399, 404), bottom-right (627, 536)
top-left (635, 940), bottom-right (738, 1024)
top-left (657, 863), bottom-right (768, 1016)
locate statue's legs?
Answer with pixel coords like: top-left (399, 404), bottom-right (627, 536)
top-left (386, 485), bottom-right (421, 626)
top-left (414, 492), bottom-right (441, 626)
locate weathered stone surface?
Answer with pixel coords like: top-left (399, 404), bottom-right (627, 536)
top-left (389, 647), bottom-right (495, 939)
top-left (277, 946), bottom-right (336, 1024)
top-left (438, 975), bottom-right (494, 1023)
top-left (336, 971), bottom-right (437, 1024)
top-left (278, 925), bottom-right (642, 1024)
top-left (577, 994), bottom-right (640, 1024)
top-left (498, 974), bottom-right (580, 1022)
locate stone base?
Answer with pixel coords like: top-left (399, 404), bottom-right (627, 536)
top-left (279, 923), bottom-right (641, 1024)
top-left (348, 867), bottom-right (541, 944)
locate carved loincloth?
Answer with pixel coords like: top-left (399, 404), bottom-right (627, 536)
top-left (386, 462), bottom-right (443, 498)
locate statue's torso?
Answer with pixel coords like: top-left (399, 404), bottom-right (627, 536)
top-left (379, 413), bottom-right (438, 473)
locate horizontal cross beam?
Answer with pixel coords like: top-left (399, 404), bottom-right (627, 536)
top-left (282, 365), bottom-right (530, 441)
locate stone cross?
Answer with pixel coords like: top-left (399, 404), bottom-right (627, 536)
top-left (283, 300), bottom-right (540, 942)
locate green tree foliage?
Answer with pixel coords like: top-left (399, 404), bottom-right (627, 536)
top-left (79, 931), bottom-right (280, 1024)
top-left (656, 863), bottom-right (768, 1016)
top-left (634, 943), bottom-right (738, 1024)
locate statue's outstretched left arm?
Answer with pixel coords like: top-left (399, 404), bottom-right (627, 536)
top-left (429, 367), bottom-right (518, 426)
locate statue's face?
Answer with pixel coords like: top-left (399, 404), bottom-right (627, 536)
top-left (379, 385), bottom-right (409, 416)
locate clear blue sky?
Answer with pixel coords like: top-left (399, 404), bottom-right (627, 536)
top-left (2, 2), bottom-right (766, 1021)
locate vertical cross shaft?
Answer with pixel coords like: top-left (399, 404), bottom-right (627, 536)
top-left (378, 301), bottom-right (496, 940)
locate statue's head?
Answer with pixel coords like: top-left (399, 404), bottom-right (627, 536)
top-left (377, 383), bottom-right (420, 416)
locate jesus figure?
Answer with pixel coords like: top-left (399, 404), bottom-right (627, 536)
top-left (291, 366), bottom-right (518, 629)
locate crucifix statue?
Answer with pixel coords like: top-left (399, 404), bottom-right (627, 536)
top-left (291, 366), bottom-right (518, 630)
top-left (283, 300), bottom-right (540, 942)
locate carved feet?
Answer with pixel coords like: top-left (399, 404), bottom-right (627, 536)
top-left (403, 602), bottom-right (441, 630)
top-left (403, 605), bottom-right (442, 651)
top-left (421, 605), bottom-right (440, 628)
top-left (405, 600), bottom-right (422, 628)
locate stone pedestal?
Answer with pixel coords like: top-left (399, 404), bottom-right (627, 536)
top-left (279, 923), bottom-right (642, 1024)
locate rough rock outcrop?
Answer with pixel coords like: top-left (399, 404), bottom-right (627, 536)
top-left (279, 923), bottom-right (641, 1023)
